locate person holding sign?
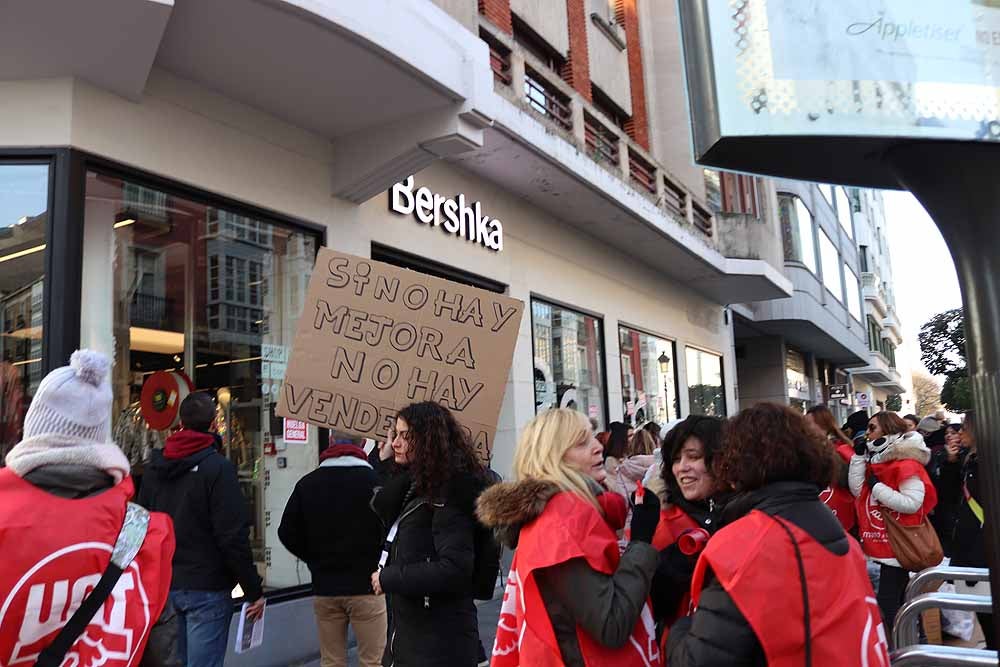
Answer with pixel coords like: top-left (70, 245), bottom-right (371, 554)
top-left (370, 402), bottom-right (489, 667)
top-left (476, 408), bottom-right (662, 667)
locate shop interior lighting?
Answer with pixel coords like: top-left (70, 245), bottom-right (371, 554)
top-left (0, 244), bottom-right (45, 263)
top-left (114, 218), bottom-right (137, 229)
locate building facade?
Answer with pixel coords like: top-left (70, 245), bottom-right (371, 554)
top-left (732, 180), bottom-right (907, 423)
top-left (0, 1), bottom-right (796, 662)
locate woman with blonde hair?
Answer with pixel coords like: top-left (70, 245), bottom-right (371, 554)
top-left (477, 409), bottom-right (662, 667)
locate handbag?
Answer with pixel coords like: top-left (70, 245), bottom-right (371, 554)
top-left (882, 507), bottom-right (943, 572)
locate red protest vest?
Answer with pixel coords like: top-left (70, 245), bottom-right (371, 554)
top-left (0, 469), bottom-right (174, 667)
top-left (691, 510), bottom-right (890, 667)
top-left (855, 459), bottom-right (937, 560)
top-left (491, 491), bottom-right (661, 667)
top-left (820, 443), bottom-right (857, 533)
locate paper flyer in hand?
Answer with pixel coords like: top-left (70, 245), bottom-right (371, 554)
top-left (234, 601), bottom-right (265, 654)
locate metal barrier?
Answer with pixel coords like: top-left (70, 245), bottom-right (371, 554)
top-left (891, 645), bottom-right (999, 666)
top-left (893, 592), bottom-right (994, 649)
top-left (905, 566), bottom-right (991, 603)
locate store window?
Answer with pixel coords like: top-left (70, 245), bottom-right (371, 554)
top-left (778, 194), bottom-right (817, 273)
top-left (618, 326), bottom-right (678, 427)
top-left (0, 163), bottom-right (48, 464)
top-left (819, 229), bottom-right (843, 302)
top-left (531, 300), bottom-right (606, 429)
top-left (786, 348), bottom-right (810, 404)
top-left (685, 347), bottom-right (725, 417)
top-left (85, 172), bottom-right (320, 591)
top-left (844, 266), bottom-right (863, 322)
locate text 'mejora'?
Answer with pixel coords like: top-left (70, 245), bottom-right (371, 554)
top-left (390, 175), bottom-right (504, 252)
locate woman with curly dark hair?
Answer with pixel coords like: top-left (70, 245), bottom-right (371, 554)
top-left (369, 401), bottom-right (487, 667)
top-left (667, 403), bottom-right (888, 667)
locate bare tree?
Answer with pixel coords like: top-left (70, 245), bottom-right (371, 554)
top-left (911, 372), bottom-right (941, 417)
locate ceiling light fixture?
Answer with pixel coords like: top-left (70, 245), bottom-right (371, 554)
top-left (0, 244), bottom-right (45, 263)
top-left (114, 218), bottom-right (136, 229)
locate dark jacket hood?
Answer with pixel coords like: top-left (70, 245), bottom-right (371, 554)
top-left (476, 478), bottom-right (562, 549)
top-left (147, 447), bottom-right (217, 480)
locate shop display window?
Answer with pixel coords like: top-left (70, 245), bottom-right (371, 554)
top-left (618, 326), bottom-right (678, 427)
top-left (85, 172), bottom-right (320, 591)
top-left (0, 163), bottom-right (48, 464)
top-left (531, 299), bottom-right (606, 429)
top-left (685, 347), bottom-right (726, 417)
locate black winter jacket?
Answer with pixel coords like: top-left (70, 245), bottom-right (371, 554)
top-left (931, 448), bottom-right (986, 566)
top-left (278, 458), bottom-right (383, 596)
top-left (138, 446), bottom-right (263, 601)
top-left (667, 481), bottom-right (850, 667)
top-left (372, 468), bottom-right (484, 667)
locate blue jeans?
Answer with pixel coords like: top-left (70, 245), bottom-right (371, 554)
top-left (170, 590), bottom-right (234, 667)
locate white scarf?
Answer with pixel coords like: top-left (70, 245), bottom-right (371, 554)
top-left (5, 433), bottom-right (131, 483)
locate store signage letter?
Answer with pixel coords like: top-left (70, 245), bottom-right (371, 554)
top-left (390, 176), bottom-right (504, 252)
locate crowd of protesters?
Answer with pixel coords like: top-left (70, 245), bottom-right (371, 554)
top-left (2, 349), bottom-right (991, 666)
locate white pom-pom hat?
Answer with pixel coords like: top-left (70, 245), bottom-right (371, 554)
top-left (22, 348), bottom-right (115, 444)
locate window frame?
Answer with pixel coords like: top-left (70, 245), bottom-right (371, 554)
top-left (818, 228), bottom-right (843, 303)
top-left (616, 323), bottom-right (680, 423)
top-left (684, 345), bottom-right (727, 417)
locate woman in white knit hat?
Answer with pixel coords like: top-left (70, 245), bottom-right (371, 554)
top-left (0, 350), bottom-right (176, 667)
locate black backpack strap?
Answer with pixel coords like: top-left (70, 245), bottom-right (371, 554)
top-left (35, 503), bottom-right (151, 667)
top-left (769, 514), bottom-right (811, 667)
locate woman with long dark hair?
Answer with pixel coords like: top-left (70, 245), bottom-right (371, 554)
top-left (805, 405), bottom-right (856, 532)
top-left (370, 401), bottom-right (487, 667)
top-left (667, 404), bottom-right (887, 666)
top-left (849, 411), bottom-right (937, 640)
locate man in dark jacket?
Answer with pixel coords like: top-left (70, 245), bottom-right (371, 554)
top-left (138, 392), bottom-right (263, 667)
top-left (278, 439), bottom-right (386, 667)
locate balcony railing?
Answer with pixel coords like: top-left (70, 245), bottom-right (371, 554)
top-left (628, 149), bottom-right (656, 194)
top-left (525, 68), bottom-right (572, 132)
top-left (692, 201), bottom-right (714, 237)
top-left (130, 292), bottom-right (173, 330)
top-left (488, 43), bottom-right (511, 86)
top-left (584, 113), bottom-right (619, 166)
top-left (662, 177), bottom-right (688, 220)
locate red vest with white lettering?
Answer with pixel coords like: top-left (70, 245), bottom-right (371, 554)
top-left (855, 459), bottom-right (937, 560)
top-left (491, 491), bottom-right (661, 667)
top-left (690, 510), bottom-right (889, 666)
top-left (0, 469), bottom-right (174, 667)
top-left (820, 443), bottom-right (857, 533)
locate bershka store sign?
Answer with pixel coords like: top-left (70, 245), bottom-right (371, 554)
top-left (390, 175), bottom-right (504, 252)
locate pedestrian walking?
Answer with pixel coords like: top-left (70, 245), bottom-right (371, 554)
top-left (369, 402), bottom-right (488, 667)
top-left (278, 437), bottom-right (386, 667)
top-left (476, 408), bottom-right (662, 667)
top-left (667, 403), bottom-right (889, 666)
top-left (849, 411), bottom-right (938, 639)
top-left (0, 350), bottom-right (175, 667)
top-left (806, 405), bottom-right (856, 532)
top-left (647, 415), bottom-right (724, 643)
top-left (934, 412), bottom-right (994, 648)
top-left (138, 392), bottom-right (264, 667)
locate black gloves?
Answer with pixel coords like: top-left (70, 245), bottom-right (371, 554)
top-left (853, 434), bottom-right (868, 457)
top-left (629, 487), bottom-right (661, 544)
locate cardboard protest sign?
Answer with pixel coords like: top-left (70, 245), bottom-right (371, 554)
top-left (276, 248), bottom-right (524, 461)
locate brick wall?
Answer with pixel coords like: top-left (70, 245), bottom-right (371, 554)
top-left (478, 0), bottom-right (512, 34)
top-left (616, 0), bottom-right (649, 149)
top-left (560, 0), bottom-right (592, 102)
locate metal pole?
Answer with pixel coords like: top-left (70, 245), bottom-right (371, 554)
top-left (905, 566), bottom-right (991, 603)
top-left (887, 141), bottom-right (1000, 641)
top-left (893, 592), bottom-right (993, 649)
top-left (890, 645), bottom-right (999, 666)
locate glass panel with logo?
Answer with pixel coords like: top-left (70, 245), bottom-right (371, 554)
top-left (0, 163), bottom-right (48, 465)
top-left (685, 347), bottom-right (726, 417)
top-left (531, 300), bottom-right (606, 429)
top-left (85, 172), bottom-right (319, 591)
top-left (618, 326), bottom-right (677, 427)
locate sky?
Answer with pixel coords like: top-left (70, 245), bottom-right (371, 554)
top-left (883, 191), bottom-right (963, 378)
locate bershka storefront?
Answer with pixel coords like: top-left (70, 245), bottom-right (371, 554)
top-left (0, 149), bottom-right (733, 624)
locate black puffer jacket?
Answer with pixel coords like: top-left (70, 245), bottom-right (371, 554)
top-left (666, 482), bottom-right (850, 667)
top-left (372, 468), bottom-right (484, 667)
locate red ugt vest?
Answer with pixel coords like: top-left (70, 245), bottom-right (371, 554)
top-left (0, 469), bottom-right (174, 667)
top-left (651, 505), bottom-right (701, 624)
top-left (491, 491), bottom-right (661, 667)
top-left (820, 443), bottom-right (857, 533)
top-left (691, 510), bottom-right (889, 667)
top-left (855, 459), bottom-right (937, 560)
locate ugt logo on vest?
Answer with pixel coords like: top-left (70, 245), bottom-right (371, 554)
top-left (0, 543), bottom-right (152, 667)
